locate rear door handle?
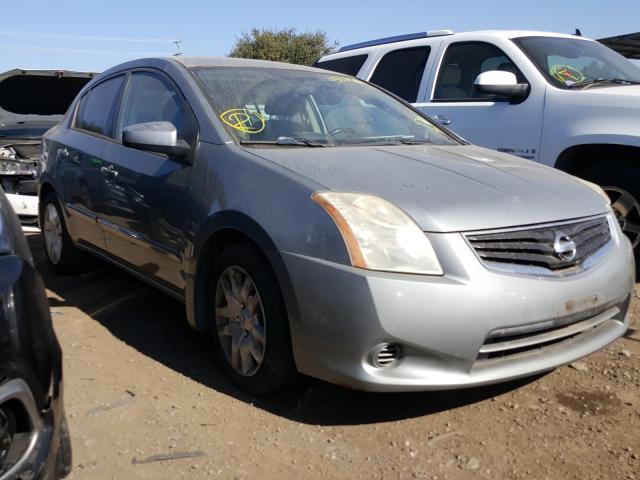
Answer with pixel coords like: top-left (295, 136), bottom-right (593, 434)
top-left (100, 165), bottom-right (119, 179)
top-left (433, 114), bottom-right (451, 126)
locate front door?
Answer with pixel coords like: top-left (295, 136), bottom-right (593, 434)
top-left (417, 40), bottom-right (544, 161)
top-left (98, 70), bottom-right (197, 290)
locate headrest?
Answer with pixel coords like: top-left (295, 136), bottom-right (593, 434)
top-left (264, 93), bottom-right (305, 116)
top-left (441, 64), bottom-right (462, 85)
top-left (497, 62), bottom-right (518, 75)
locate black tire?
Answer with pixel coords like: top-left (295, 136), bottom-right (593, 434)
top-left (41, 192), bottom-right (92, 274)
top-left (576, 159), bottom-right (640, 272)
top-left (209, 242), bottom-right (297, 395)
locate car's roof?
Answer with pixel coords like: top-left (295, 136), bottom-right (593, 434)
top-left (322, 30), bottom-right (594, 58)
top-left (173, 56), bottom-right (324, 72)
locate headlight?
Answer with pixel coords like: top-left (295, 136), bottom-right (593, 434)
top-left (312, 192), bottom-right (443, 275)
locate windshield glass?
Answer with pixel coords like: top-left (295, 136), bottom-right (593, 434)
top-left (514, 36), bottom-right (640, 89)
top-left (191, 67), bottom-right (458, 146)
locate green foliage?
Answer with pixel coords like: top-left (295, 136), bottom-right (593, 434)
top-left (228, 28), bottom-right (336, 66)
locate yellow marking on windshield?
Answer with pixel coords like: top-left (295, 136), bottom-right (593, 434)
top-left (220, 108), bottom-right (266, 134)
top-left (550, 65), bottom-right (585, 83)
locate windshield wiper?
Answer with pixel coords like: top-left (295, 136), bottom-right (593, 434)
top-left (567, 78), bottom-right (640, 89)
top-left (240, 136), bottom-right (329, 147)
top-left (351, 135), bottom-right (433, 146)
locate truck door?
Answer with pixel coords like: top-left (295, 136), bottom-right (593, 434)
top-left (417, 40), bottom-right (544, 161)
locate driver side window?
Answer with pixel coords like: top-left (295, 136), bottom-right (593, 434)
top-left (433, 42), bottom-right (527, 101)
top-left (116, 72), bottom-right (189, 141)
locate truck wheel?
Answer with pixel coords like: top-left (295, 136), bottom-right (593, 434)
top-left (209, 242), bottom-right (297, 395)
top-left (576, 161), bottom-right (640, 265)
top-left (41, 192), bottom-right (92, 274)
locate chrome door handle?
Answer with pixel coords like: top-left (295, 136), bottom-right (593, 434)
top-left (100, 165), bottom-right (118, 179)
top-left (433, 114), bottom-right (451, 126)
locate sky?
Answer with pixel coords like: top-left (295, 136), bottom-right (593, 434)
top-left (0, 0), bottom-right (638, 73)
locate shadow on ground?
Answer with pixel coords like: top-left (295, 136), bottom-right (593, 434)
top-left (29, 233), bottom-right (541, 426)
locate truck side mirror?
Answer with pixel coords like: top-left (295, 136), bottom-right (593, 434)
top-left (474, 71), bottom-right (529, 103)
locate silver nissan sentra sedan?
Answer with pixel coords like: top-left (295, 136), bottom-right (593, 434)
top-left (39, 57), bottom-right (634, 395)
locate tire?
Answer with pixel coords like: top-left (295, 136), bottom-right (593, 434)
top-left (576, 159), bottom-right (640, 271)
top-left (41, 192), bottom-right (92, 274)
top-left (209, 242), bottom-right (297, 395)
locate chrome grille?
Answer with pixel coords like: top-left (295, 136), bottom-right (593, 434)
top-left (466, 216), bottom-right (610, 272)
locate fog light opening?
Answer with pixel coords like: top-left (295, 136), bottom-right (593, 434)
top-left (372, 343), bottom-right (401, 369)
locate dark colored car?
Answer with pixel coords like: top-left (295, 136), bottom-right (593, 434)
top-left (0, 69), bottom-right (94, 226)
top-left (0, 188), bottom-right (71, 478)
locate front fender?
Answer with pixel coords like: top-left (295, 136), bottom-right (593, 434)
top-left (184, 210), bottom-right (302, 333)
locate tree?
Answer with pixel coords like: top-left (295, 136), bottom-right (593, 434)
top-left (228, 28), bottom-right (336, 66)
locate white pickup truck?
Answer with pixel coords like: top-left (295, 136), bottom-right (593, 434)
top-left (315, 30), bottom-right (640, 263)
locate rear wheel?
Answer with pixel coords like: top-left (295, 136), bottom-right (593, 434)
top-left (41, 193), bottom-right (92, 274)
top-left (209, 243), bottom-right (297, 395)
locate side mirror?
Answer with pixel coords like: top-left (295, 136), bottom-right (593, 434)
top-left (474, 71), bottom-right (529, 102)
top-left (122, 121), bottom-right (190, 159)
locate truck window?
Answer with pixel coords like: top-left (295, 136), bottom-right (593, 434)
top-left (369, 46), bottom-right (431, 102)
top-left (433, 42), bottom-right (527, 101)
top-left (314, 54), bottom-right (368, 76)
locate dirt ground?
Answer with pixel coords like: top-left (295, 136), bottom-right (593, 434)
top-left (27, 233), bottom-right (640, 480)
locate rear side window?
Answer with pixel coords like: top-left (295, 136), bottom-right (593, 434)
top-left (75, 75), bottom-right (125, 137)
top-left (369, 47), bottom-right (431, 102)
top-left (314, 54), bottom-right (368, 76)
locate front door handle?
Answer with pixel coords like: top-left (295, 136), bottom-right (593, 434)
top-left (433, 114), bottom-right (451, 126)
top-left (100, 165), bottom-right (119, 179)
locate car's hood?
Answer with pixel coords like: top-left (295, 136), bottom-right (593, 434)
top-left (0, 69), bottom-right (95, 124)
top-left (578, 84), bottom-right (640, 97)
top-left (248, 144), bottom-right (610, 232)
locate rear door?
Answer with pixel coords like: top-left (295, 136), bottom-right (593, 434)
top-left (57, 74), bottom-right (126, 249)
top-left (417, 40), bottom-right (544, 160)
top-left (97, 70), bottom-right (197, 290)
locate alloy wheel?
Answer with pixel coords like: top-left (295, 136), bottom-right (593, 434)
top-left (214, 266), bottom-right (266, 377)
top-left (43, 203), bottom-right (63, 264)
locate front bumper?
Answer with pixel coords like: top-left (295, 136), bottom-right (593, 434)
top-left (0, 379), bottom-right (70, 480)
top-left (283, 224), bottom-right (634, 392)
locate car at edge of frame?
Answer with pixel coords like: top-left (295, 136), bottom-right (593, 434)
top-left (0, 186), bottom-right (71, 479)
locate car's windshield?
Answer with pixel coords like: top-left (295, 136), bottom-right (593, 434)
top-left (191, 66), bottom-right (458, 147)
top-left (513, 36), bottom-right (640, 89)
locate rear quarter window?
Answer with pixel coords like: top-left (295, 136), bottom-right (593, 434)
top-left (75, 75), bottom-right (125, 137)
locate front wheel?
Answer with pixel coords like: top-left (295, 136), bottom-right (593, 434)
top-left (577, 160), bottom-right (640, 270)
top-left (209, 243), bottom-right (297, 395)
